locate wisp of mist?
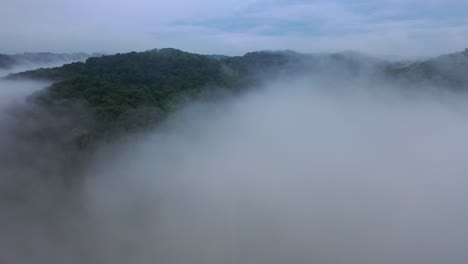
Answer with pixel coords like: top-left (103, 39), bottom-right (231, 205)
top-left (0, 57), bottom-right (89, 79)
top-left (2, 76), bottom-right (468, 264)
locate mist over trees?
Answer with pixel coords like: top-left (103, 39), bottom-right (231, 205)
top-left (5, 47), bottom-right (468, 147)
top-left (1, 47), bottom-right (468, 263)
top-left (0, 52), bottom-right (95, 78)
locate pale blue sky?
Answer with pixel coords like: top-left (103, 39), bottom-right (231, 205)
top-left (2, 0), bottom-right (468, 57)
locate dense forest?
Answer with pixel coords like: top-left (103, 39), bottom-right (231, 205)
top-left (3, 48), bottom-right (468, 149)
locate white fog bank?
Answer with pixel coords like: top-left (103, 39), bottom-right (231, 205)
top-left (77, 79), bottom-right (468, 264)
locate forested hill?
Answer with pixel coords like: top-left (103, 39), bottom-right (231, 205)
top-left (4, 48), bottom-right (387, 144)
top-left (4, 48), bottom-right (468, 148)
top-left (385, 48), bottom-right (468, 89)
top-left (4, 48), bottom-right (258, 147)
top-left (10, 48), bottom-right (468, 87)
top-left (8, 49), bottom-right (227, 84)
top-left (6, 48), bottom-right (387, 83)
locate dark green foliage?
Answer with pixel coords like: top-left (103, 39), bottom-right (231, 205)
top-left (19, 49), bottom-right (250, 146)
top-left (7, 48), bottom-right (468, 148)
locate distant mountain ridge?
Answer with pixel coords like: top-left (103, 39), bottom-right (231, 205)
top-left (5, 48), bottom-right (390, 85)
top-left (3, 47), bottom-right (468, 148)
top-left (385, 48), bottom-right (468, 88)
top-left (10, 47), bottom-right (468, 86)
top-left (0, 52), bottom-right (98, 69)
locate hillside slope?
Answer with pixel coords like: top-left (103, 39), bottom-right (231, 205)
top-left (4, 48), bottom-right (468, 148)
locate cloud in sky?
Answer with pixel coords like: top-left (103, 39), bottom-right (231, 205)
top-left (1, 0), bottom-right (468, 56)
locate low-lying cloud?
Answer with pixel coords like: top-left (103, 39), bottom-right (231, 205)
top-left (0, 80), bottom-right (49, 108)
top-left (1, 76), bottom-right (468, 263)
top-left (0, 57), bottom-right (89, 78)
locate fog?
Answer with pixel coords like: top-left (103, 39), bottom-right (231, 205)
top-left (0, 80), bottom-right (49, 108)
top-left (0, 56), bottom-right (89, 78)
top-left (1, 75), bottom-right (468, 263)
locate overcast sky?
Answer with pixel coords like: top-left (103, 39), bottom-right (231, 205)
top-left (2, 0), bottom-right (468, 57)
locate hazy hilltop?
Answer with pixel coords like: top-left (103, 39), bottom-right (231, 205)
top-left (3, 48), bottom-right (392, 82)
top-left (0, 52), bottom-right (100, 78)
top-left (0, 52), bottom-right (91, 68)
top-left (10, 48), bottom-right (468, 86)
top-left (1, 48), bottom-right (391, 145)
top-left (3, 47), bottom-right (468, 149)
top-left (386, 48), bottom-right (468, 88)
